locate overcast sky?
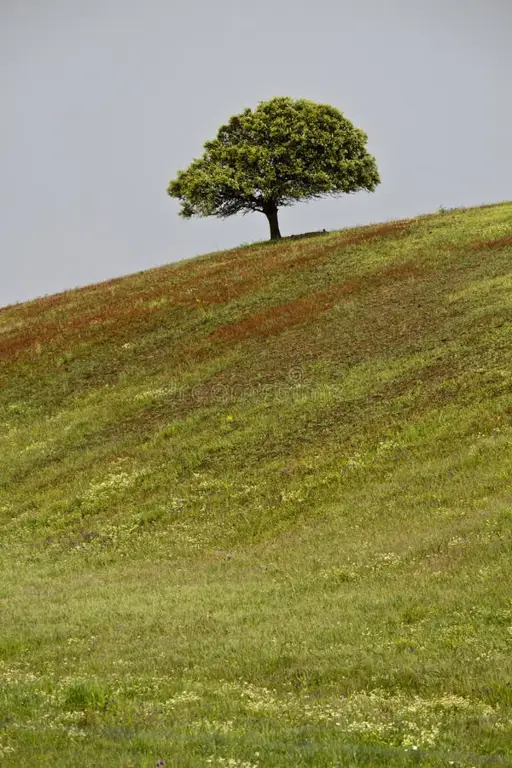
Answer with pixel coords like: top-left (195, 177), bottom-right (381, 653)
top-left (1, 0), bottom-right (510, 308)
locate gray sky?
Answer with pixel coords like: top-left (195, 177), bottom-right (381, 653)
top-left (1, 0), bottom-right (511, 308)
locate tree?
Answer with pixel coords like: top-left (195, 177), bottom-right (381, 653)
top-left (167, 97), bottom-right (380, 240)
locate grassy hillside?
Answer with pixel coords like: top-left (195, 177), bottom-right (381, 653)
top-left (1, 202), bottom-right (512, 766)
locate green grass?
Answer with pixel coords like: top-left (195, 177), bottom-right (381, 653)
top-left (1, 202), bottom-right (512, 766)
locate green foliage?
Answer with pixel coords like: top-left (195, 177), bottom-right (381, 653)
top-left (63, 681), bottom-right (111, 713)
top-left (168, 97), bottom-right (380, 238)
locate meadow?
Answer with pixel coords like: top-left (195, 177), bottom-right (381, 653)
top-left (1, 202), bottom-right (512, 766)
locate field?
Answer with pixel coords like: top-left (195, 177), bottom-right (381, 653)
top-left (1, 202), bottom-right (512, 766)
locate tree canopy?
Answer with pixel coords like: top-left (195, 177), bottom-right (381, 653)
top-left (168, 97), bottom-right (380, 240)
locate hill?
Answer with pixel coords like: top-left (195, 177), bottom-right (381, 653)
top-left (1, 202), bottom-right (512, 766)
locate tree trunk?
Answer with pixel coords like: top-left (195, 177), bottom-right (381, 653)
top-left (264, 202), bottom-right (282, 240)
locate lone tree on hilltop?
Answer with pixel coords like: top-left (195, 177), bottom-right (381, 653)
top-left (167, 97), bottom-right (381, 240)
